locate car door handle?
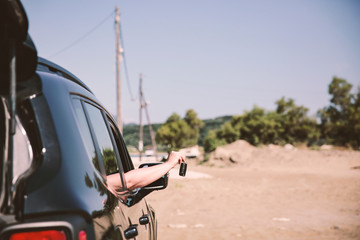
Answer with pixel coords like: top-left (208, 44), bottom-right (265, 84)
top-left (124, 225), bottom-right (138, 239)
top-left (139, 214), bottom-right (149, 225)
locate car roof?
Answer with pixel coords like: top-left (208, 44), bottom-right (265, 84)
top-left (37, 57), bottom-right (93, 94)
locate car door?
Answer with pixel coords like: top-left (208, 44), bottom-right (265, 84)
top-left (72, 97), bottom-right (152, 239)
top-left (107, 118), bottom-right (155, 240)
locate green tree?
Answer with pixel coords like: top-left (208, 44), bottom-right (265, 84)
top-left (206, 99), bottom-right (319, 151)
top-left (218, 121), bottom-right (239, 144)
top-left (184, 109), bottom-right (204, 146)
top-left (166, 113), bottom-right (181, 123)
top-left (236, 106), bottom-right (273, 145)
top-left (198, 115), bottom-right (233, 146)
top-left (156, 110), bottom-right (205, 151)
top-left (319, 77), bottom-right (360, 148)
top-left (155, 113), bottom-right (192, 151)
top-left (203, 130), bottom-right (226, 152)
top-left (275, 97), bottom-right (319, 144)
top-left (329, 77), bottom-right (353, 112)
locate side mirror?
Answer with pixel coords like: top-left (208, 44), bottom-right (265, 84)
top-left (124, 163), bottom-right (169, 207)
top-left (139, 162), bottom-right (168, 190)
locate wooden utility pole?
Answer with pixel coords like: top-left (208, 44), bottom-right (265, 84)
top-left (138, 74), bottom-right (158, 161)
top-left (115, 6), bottom-right (123, 132)
top-left (144, 99), bottom-right (158, 161)
top-left (139, 74), bottom-right (144, 161)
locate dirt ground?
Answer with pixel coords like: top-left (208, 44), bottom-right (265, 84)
top-left (145, 141), bottom-right (360, 240)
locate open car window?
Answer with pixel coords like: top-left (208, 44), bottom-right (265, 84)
top-left (72, 97), bottom-right (127, 192)
top-left (108, 120), bottom-right (135, 173)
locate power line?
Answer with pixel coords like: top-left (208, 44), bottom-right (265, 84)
top-left (47, 10), bottom-right (115, 59)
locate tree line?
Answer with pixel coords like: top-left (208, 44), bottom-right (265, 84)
top-left (124, 77), bottom-right (360, 152)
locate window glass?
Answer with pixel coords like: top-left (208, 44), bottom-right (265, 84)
top-left (109, 121), bottom-right (134, 172)
top-left (84, 103), bottom-right (119, 175)
top-left (72, 99), bottom-right (99, 172)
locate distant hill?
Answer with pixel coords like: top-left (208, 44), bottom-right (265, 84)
top-left (123, 115), bottom-right (233, 148)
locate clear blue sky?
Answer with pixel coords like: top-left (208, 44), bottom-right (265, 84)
top-left (22, 0), bottom-right (360, 124)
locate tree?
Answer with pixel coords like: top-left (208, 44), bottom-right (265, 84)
top-left (184, 109), bottom-right (204, 146)
top-left (156, 110), bottom-right (204, 151)
top-left (166, 113), bottom-right (181, 123)
top-left (206, 98), bottom-right (320, 151)
top-left (319, 77), bottom-right (360, 148)
top-left (275, 97), bottom-right (319, 144)
top-left (218, 121), bottom-right (239, 144)
top-left (203, 130), bottom-right (225, 152)
top-left (236, 106), bottom-right (276, 145)
top-left (329, 77), bottom-right (353, 113)
top-left (155, 113), bottom-right (190, 151)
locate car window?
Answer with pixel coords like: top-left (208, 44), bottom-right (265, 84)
top-left (83, 103), bottom-right (119, 176)
top-left (72, 97), bottom-right (128, 192)
top-left (108, 120), bottom-right (134, 172)
top-left (72, 99), bottom-right (100, 172)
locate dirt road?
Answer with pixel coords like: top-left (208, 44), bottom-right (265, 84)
top-left (146, 141), bottom-right (360, 239)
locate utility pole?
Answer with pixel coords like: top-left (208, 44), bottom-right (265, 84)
top-left (144, 98), bottom-right (158, 161)
top-left (138, 74), bottom-right (158, 161)
top-left (138, 74), bottom-right (144, 161)
top-left (115, 6), bottom-right (123, 132)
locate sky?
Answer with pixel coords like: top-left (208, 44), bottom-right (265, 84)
top-left (22, 0), bottom-right (360, 124)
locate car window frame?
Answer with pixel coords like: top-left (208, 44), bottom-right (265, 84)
top-left (107, 119), bottom-right (135, 173)
top-left (71, 95), bottom-right (128, 192)
top-left (98, 107), bottom-right (127, 191)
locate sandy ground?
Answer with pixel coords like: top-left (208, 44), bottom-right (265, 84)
top-left (141, 141), bottom-right (360, 240)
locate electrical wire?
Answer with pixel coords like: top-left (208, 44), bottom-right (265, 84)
top-left (46, 7), bottom-right (136, 102)
top-left (47, 10), bottom-right (115, 59)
